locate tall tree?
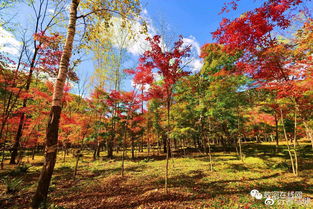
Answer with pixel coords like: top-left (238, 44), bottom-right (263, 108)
top-left (10, 0), bottom-right (67, 164)
top-left (130, 35), bottom-right (191, 193)
top-left (213, 0), bottom-right (313, 175)
top-left (32, 0), bottom-right (143, 207)
top-left (31, 0), bottom-right (80, 207)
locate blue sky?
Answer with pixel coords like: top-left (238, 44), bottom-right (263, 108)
top-left (141, 0), bottom-right (261, 46)
top-left (3, 0), bottom-right (309, 94)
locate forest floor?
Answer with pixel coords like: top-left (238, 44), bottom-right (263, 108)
top-left (0, 142), bottom-right (313, 209)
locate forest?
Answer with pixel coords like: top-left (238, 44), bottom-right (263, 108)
top-left (0, 0), bottom-right (312, 208)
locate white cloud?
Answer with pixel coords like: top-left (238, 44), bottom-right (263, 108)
top-left (101, 13), bottom-right (203, 72)
top-left (182, 36), bottom-right (201, 56)
top-left (0, 27), bottom-right (21, 55)
top-left (182, 36), bottom-right (203, 72)
top-left (190, 59), bottom-right (203, 72)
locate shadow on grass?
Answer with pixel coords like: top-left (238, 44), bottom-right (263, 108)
top-left (101, 154), bottom-right (167, 162)
top-left (52, 174), bottom-right (197, 209)
top-left (90, 164), bottom-right (147, 177)
top-left (228, 163), bottom-right (249, 171)
top-left (52, 166), bottom-right (75, 181)
top-left (244, 144), bottom-right (313, 159)
top-left (195, 143), bottom-right (313, 173)
top-left (160, 170), bottom-right (312, 199)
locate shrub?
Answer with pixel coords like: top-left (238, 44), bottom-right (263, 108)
top-left (9, 164), bottom-right (30, 176)
top-left (2, 177), bottom-right (23, 194)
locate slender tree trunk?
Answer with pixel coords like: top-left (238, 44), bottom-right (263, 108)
top-left (140, 137), bottom-right (144, 152)
top-left (131, 137), bottom-right (135, 160)
top-left (31, 1), bottom-right (79, 208)
top-left (10, 78), bottom-right (34, 164)
top-left (32, 146), bottom-right (36, 160)
top-left (275, 114), bottom-right (279, 151)
top-left (165, 97), bottom-right (171, 194)
top-left (157, 140), bottom-right (160, 156)
top-left (280, 108), bottom-right (297, 176)
top-left (121, 125), bottom-right (126, 177)
top-left (238, 137), bottom-right (243, 162)
top-left (93, 146), bottom-right (97, 161)
top-left (108, 135), bottom-right (114, 158)
top-left (10, 26), bottom-right (41, 165)
top-left (108, 118), bottom-right (115, 158)
top-left (27, 150), bottom-right (30, 163)
top-left (303, 121), bottom-right (313, 150)
top-left (140, 88), bottom-right (144, 153)
top-left (203, 136), bottom-right (208, 155)
top-left (1, 44), bottom-right (25, 150)
top-left (183, 139), bottom-right (186, 156)
top-left (235, 140), bottom-right (239, 156)
top-left (63, 147), bottom-right (67, 162)
top-left (17, 149), bottom-right (24, 164)
top-left (96, 141), bottom-right (101, 158)
top-left (148, 137), bottom-right (150, 157)
top-left (293, 105), bottom-right (298, 176)
top-left (237, 112), bottom-right (244, 162)
top-left (208, 137), bottom-right (213, 172)
top-left (165, 138), bottom-right (170, 193)
top-left (173, 138), bottom-right (177, 151)
top-left (74, 120), bottom-right (90, 178)
top-left (162, 134), bottom-right (167, 153)
top-left (10, 114), bottom-right (24, 164)
top-left (1, 146), bottom-right (5, 169)
top-left (74, 150), bottom-right (80, 179)
top-left (256, 135), bottom-right (261, 143)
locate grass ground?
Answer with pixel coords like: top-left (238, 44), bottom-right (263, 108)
top-left (0, 142), bottom-right (313, 209)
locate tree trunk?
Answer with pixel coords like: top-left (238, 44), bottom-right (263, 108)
top-left (63, 147), bottom-right (67, 162)
top-left (9, 114), bottom-right (24, 164)
top-left (107, 136), bottom-right (114, 158)
top-left (10, 50), bottom-right (38, 164)
top-left (303, 121), bottom-right (313, 150)
top-left (148, 137), bottom-right (150, 157)
top-left (32, 146), bottom-right (36, 160)
top-left (293, 105), bottom-right (298, 176)
top-left (1, 147), bottom-right (5, 169)
top-left (237, 112), bottom-right (244, 162)
top-left (6, 43), bottom-right (30, 164)
top-left (31, 106), bottom-right (61, 208)
top-left (96, 141), bottom-right (101, 158)
top-left (203, 135), bottom-right (208, 155)
top-left (74, 150), bottom-right (80, 179)
top-left (162, 134), bottom-right (167, 154)
top-left (173, 138), bottom-right (177, 151)
top-left (121, 125), bottom-right (126, 177)
top-left (93, 147), bottom-right (97, 161)
top-left (280, 108), bottom-right (298, 176)
top-left (238, 137), bottom-right (243, 162)
top-left (157, 140), bottom-right (160, 156)
top-left (275, 114), bottom-right (279, 147)
top-left (207, 137), bottom-right (213, 172)
top-left (31, 1), bottom-right (79, 208)
top-left (131, 137), bottom-right (135, 160)
top-left (165, 97), bottom-right (171, 194)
